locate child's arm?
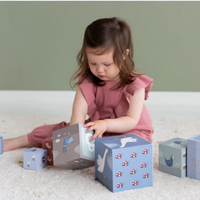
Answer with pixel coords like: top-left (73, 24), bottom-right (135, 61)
top-left (70, 86), bottom-right (88, 125)
top-left (84, 88), bottom-right (145, 141)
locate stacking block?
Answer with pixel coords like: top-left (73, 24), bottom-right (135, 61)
top-left (0, 136), bottom-right (3, 155)
top-left (187, 134), bottom-right (200, 180)
top-left (23, 147), bottom-right (47, 171)
top-left (42, 137), bottom-right (53, 166)
top-left (159, 137), bottom-right (187, 178)
top-left (52, 123), bottom-right (95, 169)
top-left (95, 134), bottom-right (153, 193)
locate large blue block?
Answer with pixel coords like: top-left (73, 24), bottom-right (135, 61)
top-left (23, 147), bottom-right (47, 171)
top-left (0, 136), bottom-right (3, 155)
top-left (159, 137), bottom-right (187, 178)
top-left (95, 134), bottom-right (153, 193)
top-left (187, 134), bottom-right (200, 180)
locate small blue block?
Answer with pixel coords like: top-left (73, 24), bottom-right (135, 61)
top-left (187, 134), bottom-right (200, 180)
top-left (159, 137), bottom-right (187, 178)
top-left (0, 136), bottom-right (3, 155)
top-left (23, 147), bottom-right (47, 171)
top-left (95, 134), bottom-right (153, 193)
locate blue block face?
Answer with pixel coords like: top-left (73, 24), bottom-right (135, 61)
top-left (23, 147), bottom-right (47, 171)
top-left (0, 136), bottom-right (3, 155)
top-left (187, 134), bottom-right (200, 180)
top-left (159, 137), bottom-right (187, 178)
top-left (95, 134), bottom-right (153, 193)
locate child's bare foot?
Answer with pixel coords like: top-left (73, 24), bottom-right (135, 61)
top-left (3, 135), bottom-right (31, 152)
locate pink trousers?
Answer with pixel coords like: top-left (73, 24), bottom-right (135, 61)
top-left (27, 121), bottom-right (153, 147)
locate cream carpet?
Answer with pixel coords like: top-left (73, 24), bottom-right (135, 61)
top-left (0, 114), bottom-right (200, 200)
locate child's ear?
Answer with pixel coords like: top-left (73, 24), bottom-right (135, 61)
top-left (126, 49), bottom-right (129, 55)
top-left (123, 49), bottom-right (130, 60)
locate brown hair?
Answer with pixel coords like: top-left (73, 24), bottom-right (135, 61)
top-left (70, 17), bottom-right (139, 90)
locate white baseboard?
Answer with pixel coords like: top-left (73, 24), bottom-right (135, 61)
top-left (0, 91), bottom-right (200, 116)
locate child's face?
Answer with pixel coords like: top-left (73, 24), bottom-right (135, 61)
top-left (86, 47), bottom-right (120, 82)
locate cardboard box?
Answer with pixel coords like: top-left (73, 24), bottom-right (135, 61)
top-left (52, 123), bottom-right (95, 169)
top-left (187, 134), bottom-right (200, 180)
top-left (159, 137), bottom-right (187, 178)
top-left (23, 147), bottom-right (47, 171)
top-left (95, 134), bottom-right (153, 193)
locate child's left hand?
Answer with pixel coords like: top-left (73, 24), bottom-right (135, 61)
top-left (84, 120), bottom-right (108, 142)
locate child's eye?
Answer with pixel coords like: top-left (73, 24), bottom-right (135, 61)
top-left (104, 64), bottom-right (111, 66)
top-left (91, 63), bottom-right (96, 66)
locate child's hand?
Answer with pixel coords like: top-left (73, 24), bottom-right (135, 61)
top-left (84, 120), bottom-right (108, 142)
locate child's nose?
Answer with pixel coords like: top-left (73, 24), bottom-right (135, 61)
top-left (97, 65), bottom-right (104, 73)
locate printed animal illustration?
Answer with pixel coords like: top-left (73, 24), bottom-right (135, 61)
top-left (97, 149), bottom-right (108, 173)
top-left (164, 155), bottom-right (175, 167)
top-left (119, 137), bottom-right (137, 148)
top-left (63, 136), bottom-right (74, 153)
top-left (174, 141), bottom-right (183, 145)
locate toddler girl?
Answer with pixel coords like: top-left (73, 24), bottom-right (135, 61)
top-left (3, 17), bottom-right (153, 152)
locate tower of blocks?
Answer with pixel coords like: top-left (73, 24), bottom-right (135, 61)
top-left (42, 137), bottom-right (53, 166)
top-left (95, 134), bottom-right (153, 193)
top-left (52, 123), bottom-right (95, 169)
top-left (159, 137), bottom-right (187, 178)
top-left (0, 136), bottom-right (3, 155)
top-left (23, 147), bottom-right (47, 171)
top-left (187, 134), bottom-right (200, 180)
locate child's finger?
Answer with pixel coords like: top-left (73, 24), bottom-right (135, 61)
top-left (84, 123), bottom-right (97, 133)
top-left (85, 125), bottom-right (96, 133)
top-left (84, 122), bottom-right (94, 129)
top-left (90, 131), bottom-right (103, 142)
top-left (90, 130), bottom-right (99, 142)
top-left (84, 122), bottom-right (95, 133)
top-left (89, 133), bottom-right (95, 142)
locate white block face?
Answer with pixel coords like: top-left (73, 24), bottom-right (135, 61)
top-left (80, 125), bottom-right (95, 159)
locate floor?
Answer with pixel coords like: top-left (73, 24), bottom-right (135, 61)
top-left (1, 91), bottom-right (200, 200)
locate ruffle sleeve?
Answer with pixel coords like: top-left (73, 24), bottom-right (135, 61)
top-left (79, 78), bottom-right (100, 120)
top-left (114, 75), bottom-right (153, 118)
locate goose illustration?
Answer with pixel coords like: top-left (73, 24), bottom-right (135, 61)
top-left (97, 148), bottom-right (108, 173)
top-left (174, 141), bottom-right (185, 146)
top-left (174, 141), bottom-right (182, 145)
top-left (119, 137), bottom-right (137, 148)
top-left (63, 136), bottom-right (74, 153)
top-left (164, 155), bottom-right (175, 167)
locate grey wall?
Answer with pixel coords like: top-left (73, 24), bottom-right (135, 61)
top-left (0, 2), bottom-right (200, 91)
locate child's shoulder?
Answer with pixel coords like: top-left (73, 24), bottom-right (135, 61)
top-left (126, 75), bottom-right (153, 100)
top-left (79, 76), bottom-right (96, 94)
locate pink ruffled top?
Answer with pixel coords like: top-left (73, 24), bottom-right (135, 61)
top-left (80, 75), bottom-right (154, 141)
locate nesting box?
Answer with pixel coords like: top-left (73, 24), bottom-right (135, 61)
top-left (0, 136), bottom-right (3, 155)
top-left (187, 134), bottom-right (200, 180)
top-left (23, 147), bottom-right (47, 171)
top-left (159, 137), bottom-right (187, 178)
top-left (52, 123), bottom-right (95, 169)
top-left (95, 134), bottom-right (153, 193)
top-left (42, 137), bottom-right (53, 166)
